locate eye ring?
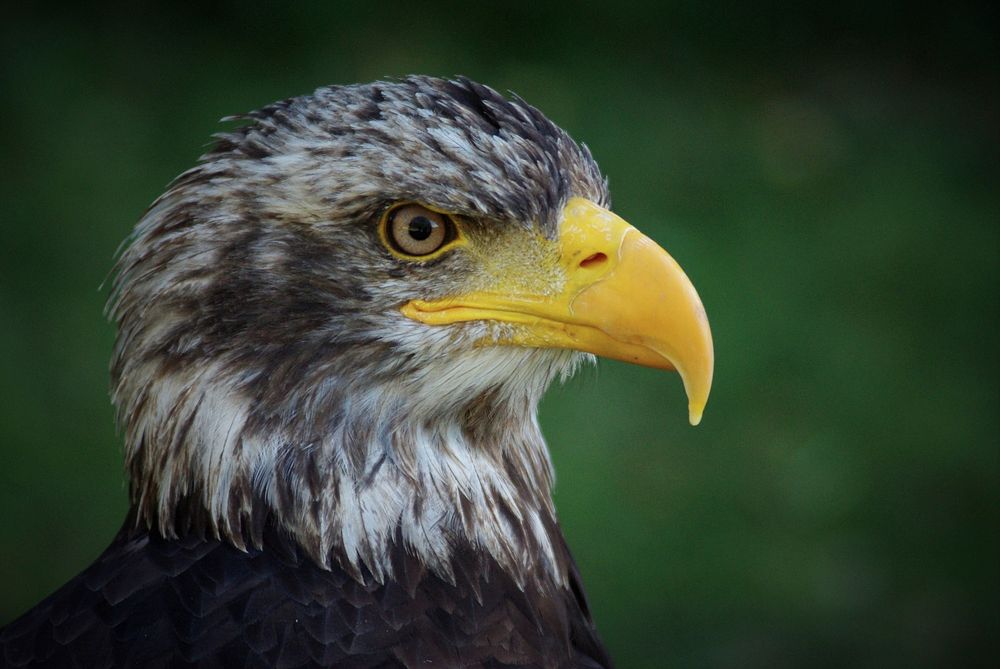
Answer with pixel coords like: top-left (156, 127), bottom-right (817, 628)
top-left (381, 203), bottom-right (461, 260)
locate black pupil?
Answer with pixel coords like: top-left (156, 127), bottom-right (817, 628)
top-left (408, 216), bottom-right (435, 241)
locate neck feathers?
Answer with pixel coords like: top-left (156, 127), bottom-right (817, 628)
top-left (117, 348), bottom-right (581, 590)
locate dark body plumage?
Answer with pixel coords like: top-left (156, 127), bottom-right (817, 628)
top-left (1, 519), bottom-right (609, 668)
top-left (1, 76), bottom-right (625, 668)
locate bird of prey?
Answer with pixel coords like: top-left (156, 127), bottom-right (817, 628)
top-left (1, 76), bottom-right (713, 668)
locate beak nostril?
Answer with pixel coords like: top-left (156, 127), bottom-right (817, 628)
top-left (579, 252), bottom-right (607, 269)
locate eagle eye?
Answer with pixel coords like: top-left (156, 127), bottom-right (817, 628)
top-left (383, 204), bottom-right (458, 259)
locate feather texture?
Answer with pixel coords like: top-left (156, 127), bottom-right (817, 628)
top-left (1, 520), bottom-right (611, 668)
top-left (3, 76), bottom-right (617, 667)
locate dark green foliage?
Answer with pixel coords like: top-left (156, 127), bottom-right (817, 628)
top-left (1, 3), bottom-right (996, 667)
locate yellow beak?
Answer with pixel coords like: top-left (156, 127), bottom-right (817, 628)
top-left (402, 197), bottom-right (714, 425)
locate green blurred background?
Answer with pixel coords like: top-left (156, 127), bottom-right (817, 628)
top-left (1, 2), bottom-right (997, 666)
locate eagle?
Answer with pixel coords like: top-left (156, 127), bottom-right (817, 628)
top-left (1, 76), bottom-right (713, 668)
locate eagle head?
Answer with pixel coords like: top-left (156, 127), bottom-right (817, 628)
top-left (108, 76), bottom-right (713, 588)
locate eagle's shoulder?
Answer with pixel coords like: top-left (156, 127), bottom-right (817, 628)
top-left (1, 523), bottom-right (611, 668)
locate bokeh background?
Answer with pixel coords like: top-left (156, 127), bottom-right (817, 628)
top-left (1, 3), bottom-right (997, 667)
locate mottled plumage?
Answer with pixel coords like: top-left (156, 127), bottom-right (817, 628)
top-left (2, 74), bottom-right (716, 668)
